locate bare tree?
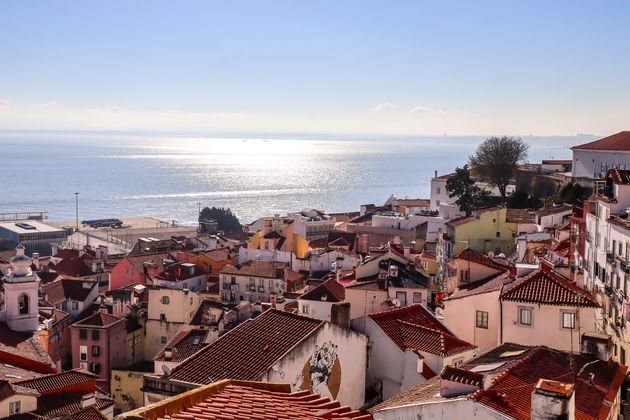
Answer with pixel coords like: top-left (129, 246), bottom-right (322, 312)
top-left (469, 136), bottom-right (529, 199)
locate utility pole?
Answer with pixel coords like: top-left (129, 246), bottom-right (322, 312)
top-left (75, 192), bottom-right (80, 232)
top-left (197, 202), bottom-right (202, 235)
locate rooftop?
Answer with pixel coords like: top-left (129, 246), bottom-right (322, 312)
top-left (42, 278), bottom-right (97, 306)
top-left (15, 369), bottom-right (96, 395)
top-left (500, 268), bottom-right (599, 307)
top-left (221, 260), bottom-right (287, 279)
top-left (168, 309), bottom-right (323, 384)
top-left (118, 380), bottom-right (372, 420)
top-left (299, 278), bottom-right (346, 302)
top-left (72, 312), bottom-right (124, 328)
top-left (154, 329), bottom-right (210, 362)
top-left (0, 221), bottom-right (65, 234)
top-left (572, 131), bottom-right (630, 151)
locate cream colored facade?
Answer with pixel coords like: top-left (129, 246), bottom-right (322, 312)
top-left (144, 288), bottom-right (201, 359)
top-left (501, 301), bottom-right (597, 353)
top-left (111, 368), bottom-right (146, 412)
top-left (0, 394), bottom-right (38, 418)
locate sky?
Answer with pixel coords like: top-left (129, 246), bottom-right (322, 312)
top-left (0, 1), bottom-right (629, 136)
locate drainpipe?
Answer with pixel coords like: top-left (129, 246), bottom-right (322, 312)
top-left (499, 286), bottom-right (504, 345)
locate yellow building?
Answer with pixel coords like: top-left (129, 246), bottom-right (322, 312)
top-left (445, 207), bottom-right (518, 257)
top-left (417, 251), bottom-right (439, 283)
top-left (111, 364), bottom-right (153, 413)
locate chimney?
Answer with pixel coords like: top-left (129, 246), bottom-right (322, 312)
top-left (331, 302), bottom-right (350, 329)
top-left (581, 332), bottom-right (612, 361)
top-left (164, 347), bottom-right (173, 361)
top-left (81, 393), bottom-right (96, 409)
top-left (531, 379), bottom-right (575, 420)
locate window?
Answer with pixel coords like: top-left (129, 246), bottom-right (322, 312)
top-left (9, 401), bottom-right (20, 415)
top-left (80, 362), bottom-right (88, 370)
top-left (230, 276), bottom-right (236, 285)
top-left (437, 187), bottom-right (441, 194)
top-left (90, 362), bottom-right (101, 375)
top-left (18, 293), bottom-right (29, 315)
top-left (160, 336), bottom-right (167, 344)
top-left (79, 329), bottom-right (87, 340)
top-left (395, 291), bottom-right (407, 307)
top-left (80, 345), bottom-right (88, 361)
top-left (519, 308), bottom-right (533, 326)
top-left (496, 231), bottom-right (501, 238)
top-left (453, 357), bottom-right (464, 366)
top-left (436, 200), bottom-right (440, 207)
top-left (413, 292), bottom-right (423, 304)
top-left (160, 313), bottom-right (166, 321)
top-left (476, 311), bottom-right (488, 329)
top-left (301, 304), bottom-right (309, 315)
top-left (92, 330), bottom-right (100, 340)
top-left (562, 312), bottom-right (576, 329)
top-left (264, 242), bottom-right (269, 250)
top-left (92, 346), bottom-right (100, 356)
top-left (161, 296), bottom-right (170, 304)
top-left (72, 301), bottom-right (79, 310)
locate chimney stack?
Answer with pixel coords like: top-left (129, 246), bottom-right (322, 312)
top-left (80, 393), bottom-right (96, 409)
top-left (531, 379), bottom-right (575, 420)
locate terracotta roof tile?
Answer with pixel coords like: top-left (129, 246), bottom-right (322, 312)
top-left (69, 406), bottom-right (108, 420)
top-left (299, 279), bottom-right (346, 302)
top-left (0, 322), bottom-right (56, 371)
top-left (221, 260), bottom-right (287, 279)
top-left (15, 369), bottom-right (96, 395)
top-left (169, 310), bottom-right (323, 384)
top-left (368, 305), bottom-right (458, 352)
top-left (440, 365), bottom-right (483, 387)
top-left (572, 131), bottom-right (630, 151)
top-left (506, 208), bottom-right (536, 224)
top-left (72, 312), bottom-right (124, 327)
top-left (154, 329), bottom-right (209, 362)
top-left (42, 278), bottom-right (97, 305)
top-left (500, 269), bottom-right (599, 307)
top-left (36, 393), bottom-right (113, 418)
top-left (455, 248), bottom-right (511, 272)
top-left (535, 204), bottom-right (573, 217)
top-left (124, 380), bottom-right (371, 420)
top-left (345, 280), bottom-right (383, 291)
top-left (446, 271), bottom-right (513, 300)
top-left (398, 321), bottom-right (477, 356)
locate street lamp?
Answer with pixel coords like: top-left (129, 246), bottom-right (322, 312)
top-left (75, 192), bottom-right (80, 232)
top-left (197, 202), bottom-right (202, 234)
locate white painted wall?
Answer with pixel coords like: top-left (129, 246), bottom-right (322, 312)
top-left (262, 322), bottom-right (367, 409)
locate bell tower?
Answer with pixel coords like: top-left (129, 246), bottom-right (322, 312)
top-left (2, 245), bottom-right (40, 332)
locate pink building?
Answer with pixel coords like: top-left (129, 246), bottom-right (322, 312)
top-left (70, 311), bottom-right (127, 392)
top-left (109, 252), bottom-right (170, 291)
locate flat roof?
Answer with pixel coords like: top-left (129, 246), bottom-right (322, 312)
top-left (0, 221), bottom-right (66, 234)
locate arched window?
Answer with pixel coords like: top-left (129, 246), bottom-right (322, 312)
top-left (18, 294), bottom-right (29, 315)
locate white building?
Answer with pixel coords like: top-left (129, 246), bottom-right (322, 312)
top-left (289, 209), bottom-right (336, 241)
top-left (0, 245), bottom-right (40, 332)
top-left (0, 221), bottom-right (68, 256)
top-left (572, 131), bottom-right (630, 182)
top-left (354, 305), bottom-right (477, 401)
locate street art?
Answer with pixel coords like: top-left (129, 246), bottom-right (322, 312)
top-left (292, 341), bottom-right (341, 399)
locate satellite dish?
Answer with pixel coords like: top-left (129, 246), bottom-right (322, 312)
top-left (161, 365), bottom-right (171, 376)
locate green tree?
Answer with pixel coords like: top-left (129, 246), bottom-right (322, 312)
top-left (446, 165), bottom-right (489, 216)
top-left (507, 191), bottom-right (543, 209)
top-left (199, 206), bottom-right (242, 233)
top-left (469, 136), bottom-right (529, 200)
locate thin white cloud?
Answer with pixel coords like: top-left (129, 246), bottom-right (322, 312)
top-left (372, 102), bottom-right (394, 112)
top-left (410, 106), bottom-right (433, 114)
top-left (0, 99), bottom-right (9, 111)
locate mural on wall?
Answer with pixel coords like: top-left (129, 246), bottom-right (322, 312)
top-left (291, 341), bottom-right (341, 400)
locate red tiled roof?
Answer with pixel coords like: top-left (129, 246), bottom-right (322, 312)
top-left (472, 348), bottom-right (628, 420)
top-left (42, 278), bottom-right (97, 305)
top-left (221, 260), bottom-right (287, 279)
top-left (283, 301), bottom-right (298, 313)
top-left (441, 365), bottom-right (483, 387)
top-left (169, 310), bottom-right (323, 384)
top-left (69, 406), bottom-right (108, 420)
top-left (345, 280), bottom-right (383, 292)
top-left (36, 393), bottom-right (114, 418)
top-left (535, 204), bottom-right (573, 217)
top-left (368, 305), bottom-right (455, 352)
top-left (606, 168), bottom-right (630, 185)
top-left (200, 248), bottom-right (231, 262)
top-left (0, 322), bottom-right (56, 371)
top-left (72, 312), bottom-right (124, 327)
top-left (52, 256), bottom-right (94, 278)
top-left (0, 380), bottom-right (39, 400)
top-left (398, 321), bottom-right (477, 356)
top-left (122, 380), bottom-right (372, 420)
top-left (299, 279), bottom-right (346, 302)
top-left (506, 208), bottom-right (536, 224)
top-left (500, 269), bottom-right (599, 307)
top-left (446, 271), bottom-right (513, 300)
top-left (572, 131), bottom-right (630, 151)
top-left (154, 329), bottom-right (209, 362)
top-left (455, 248), bottom-right (510, 272)
top-left (15, 369), bottom-right (95, 395)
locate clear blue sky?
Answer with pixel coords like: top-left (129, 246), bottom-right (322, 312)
top-left (0, 1), bottom-right (629, 135)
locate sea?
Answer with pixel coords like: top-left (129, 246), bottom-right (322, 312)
top-left (0, 131), bottom-right (584, 226)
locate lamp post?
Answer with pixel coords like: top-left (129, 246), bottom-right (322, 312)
top-left (197, 202), bottom-right (202, 234)
top-left (75, 192), bottom-right (80, 232)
